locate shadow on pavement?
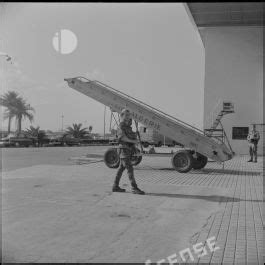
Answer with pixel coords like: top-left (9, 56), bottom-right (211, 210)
top-left (199, 168), bottom-right (261, 176)
top-left (136, 167), bottom-right (261, 176)
top-left (145, 192), bottom-right (262, 203)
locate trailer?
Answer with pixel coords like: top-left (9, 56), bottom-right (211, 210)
top-left (64, 77), bottom-right (234, 173)
top-left (138, 126), bottom-right (182, 147)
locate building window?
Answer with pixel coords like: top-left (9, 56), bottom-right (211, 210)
top-left (232, 127), bottom-right (249, 140)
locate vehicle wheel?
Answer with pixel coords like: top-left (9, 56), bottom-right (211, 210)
top-left (104, 148), bottom-right (120, 168)
top-left (131, 148), bottom-right (143, 166)
top-left (171, 150), bottom-right (194, 173)
top-left (131, 155), bottom-right (142, 166)
top-left (192, 153), bottom-right (208, 169)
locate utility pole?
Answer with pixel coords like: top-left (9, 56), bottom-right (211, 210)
top-left (61, 114), bottom-right (64, 132)
top-left (103, 106), bottom-right (106, 139)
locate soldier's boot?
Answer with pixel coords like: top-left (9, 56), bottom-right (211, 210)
top-left (247, 159), bottom-right (253, 162)
top-left (113, 165), bottom-right (126, 192)
top-left (112, 185), bottom-right (126, 192)
top-left (131, 185), bottom-right (145, 195)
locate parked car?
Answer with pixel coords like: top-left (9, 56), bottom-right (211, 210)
top-left (0, 137), bottom-right (16, 147)
top-left (62, 135), bottom-right (80, 146)
top-left (1, 132), bottom-right (35, 147)
top-left (47, 138), bottom-right (64, 147)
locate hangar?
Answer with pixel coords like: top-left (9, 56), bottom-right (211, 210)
top-left (186, 2), bottom-right (264, 155)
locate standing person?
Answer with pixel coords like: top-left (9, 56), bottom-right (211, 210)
top-left (112, 108), bottom-right (145, 195)
top-left (247, 124), bottom-right (260, 163)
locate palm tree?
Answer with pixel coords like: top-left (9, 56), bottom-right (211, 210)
top-left (0, 91), bottom-right (35, 133)
top-left (0, 91), bottom-right (21, 133)
top-left (3, 108), bottom-right (16, 133)
top-left (13, 98), bottom-right (35, 133)
top-left (25, 126), bottom-right (46, 146)
top-left (66, 123), bottom-right (88, 138)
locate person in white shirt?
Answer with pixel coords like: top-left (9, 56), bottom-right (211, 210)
top-left (247, 124), bottom-right (260, 163)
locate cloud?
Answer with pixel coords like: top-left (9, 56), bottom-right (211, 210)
top-left (0, 51), bottom-right (8, 56)
top-left (0, 53), bottom-right (47, 97)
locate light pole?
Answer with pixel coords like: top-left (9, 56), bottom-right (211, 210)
top-left (61, 114), bottom-right (64, 132)
top-left (103, 106), bottom-right (106, 139)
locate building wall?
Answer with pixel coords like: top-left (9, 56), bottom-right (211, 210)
top-left (199, 26), bottom-right (263, 155)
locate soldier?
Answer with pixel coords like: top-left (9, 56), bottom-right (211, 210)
top-left (112, 108), bottom-right (145, 195)
top-left (247, 124), bottom-right (260, 163)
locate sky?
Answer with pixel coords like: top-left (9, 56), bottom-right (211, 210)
top-left (0, 3), bottom-right (204, 134)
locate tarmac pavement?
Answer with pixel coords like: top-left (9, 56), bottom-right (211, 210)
top-left (1, 147), bottom-right (263, 263)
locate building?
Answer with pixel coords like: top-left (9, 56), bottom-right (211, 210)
top-left (186, 3), bottom-right (264, 155)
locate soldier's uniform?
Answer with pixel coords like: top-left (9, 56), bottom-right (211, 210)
top-left (247, 130), bottom-right (260, 162)
top-left (112, 113), bottom-right (145, 194)
top-left (113, 120), bottom-right (138, 189)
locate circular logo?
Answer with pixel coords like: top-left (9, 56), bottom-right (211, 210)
top-left (52, 29), bottom-right (78, 54)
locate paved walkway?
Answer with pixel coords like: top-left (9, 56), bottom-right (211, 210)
top-left (184, 157), bottom-right (263, 264)
top-left (2, 155), bottom-right (263, 263)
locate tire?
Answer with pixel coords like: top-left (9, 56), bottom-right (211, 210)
top-left (131, 148), bottom-right (143, 166)
top-left (104, 148), bottom-right (120, 168)
top-left (171, 150), bottom-right (194, 173)
top-left (131, 155), bottom-right (142, 166)
top-left (192, 153), bottom-right (208, 169)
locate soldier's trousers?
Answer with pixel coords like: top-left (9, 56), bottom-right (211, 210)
top-left (114, 158), bottom-right (138, 188)
top-left (249, 144), bottom-right (258, 161)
